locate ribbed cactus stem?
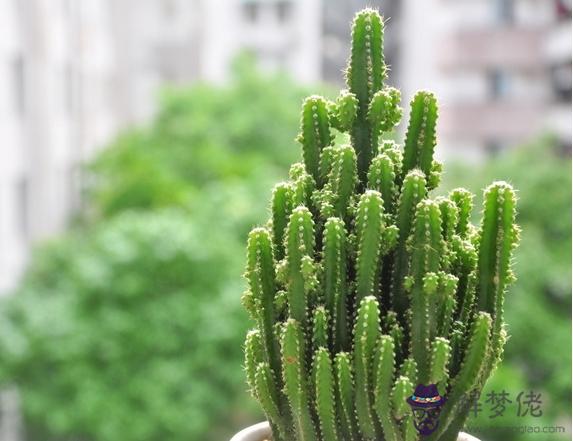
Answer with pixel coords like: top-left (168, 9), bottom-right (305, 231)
top-left (409, 200), bottom-right (443, 383)
top-left (246, 228), bottom-right (281, 376)
top-left (353, 296), bottom-right (382, 439)
top-left (355, 191), bottom-right (386, 303)
top-left (319, 146), bottom-right (338, 185)
top-left (367, 153), bottom-right (397, 214)
top-left (428, 337), bottom-right (451, 385)
top-left (335, 352), bottom-right (358, 441)
top-left (476, 182), bottom-right (519, 373)
top-left (245, 329), bottom-right (264, 398)
top-left (241, 289), bottom-right (257, 322)
top-left (399, 358), bottom-right (418, 385)
top-left (437, 197), bottom-right (459, 243)
top-left (391, 375), bottom-right (413, 420)
top-left (437, 288), bottom-right (457, 338)
top-left (271, 183), bottom-right (294, 260)
top-left (401, 91), bottom-right (438, 180)
top-left (255, 362), bottom-right (287, 438)
top-left (368, 87), bottom-right (402, 149)
top-left (448, 322), bottom-right (465, 377)
top-left (374, 335), bottom-right (400, 441)
top-left (402, 417), bottom-right (419, 441)
top-left (298, 96), bottom-right (333, 184)
top-left (449, 188), bottom-right (474, 237)
top-left (347, 9), bottom-right (386, 180)
top-left (428, 312), bottom-right (492, 441)
top-left (329, 145), bottom-right (358, 219)
top-left (383, 311), bottom-right (404, 359)
top-left (312, 306), bottom-right (329, 351)
top-left (388, 322), bottom-right (405, 361)
top-left (423, 272), bottom-right (440, 338)
top-left (394, 371), bottom-right (419, 441)
top-left (281, 319), bottom-right (316, 441)
top-left (285, 207), bottom-right (315, 324)
top-left (392, 170), bottom-right (427, 316)
top-left (322, 217), bottom-right (349, 351)
top-left (331, 90), bottom-right (358, 132)
top-left (313, 347), bottom-right (339, 441)
top-left (290, 164), bottom-right (315, 208)
top-left (435, 273), bottom-right (458, 338)
top-left (451, 237), bottom-right (478, 324)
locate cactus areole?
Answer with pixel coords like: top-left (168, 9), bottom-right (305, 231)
top-left (242, 8), bottom-right (519, 441)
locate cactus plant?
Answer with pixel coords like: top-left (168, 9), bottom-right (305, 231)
top-left (242, 8), bottom-right (519, 441)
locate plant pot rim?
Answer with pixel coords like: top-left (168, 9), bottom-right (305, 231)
top-left (230, 421), bottom-right (482, 441)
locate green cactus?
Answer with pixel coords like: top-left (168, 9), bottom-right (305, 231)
top-left (242, 8), bottom-right (519, 441)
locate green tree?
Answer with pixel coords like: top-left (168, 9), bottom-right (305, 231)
top-left (1, 60), bottom-right (318, 441)
top-left (1, 211), bottom-right (248, 441)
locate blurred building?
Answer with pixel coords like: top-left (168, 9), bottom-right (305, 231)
top-left (202, 0), bottom-right (322, 83)
top-left (0, 0), bottom-right (125, 294)
top-left (393, 0), bottom-right (572, 160)
top-left (110, 0), bottom-right (323, 123)
top-left (0, 0), bottom-right (571, 292)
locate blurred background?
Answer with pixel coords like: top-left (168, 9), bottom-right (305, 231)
top-left (0, 1), bottom-right (570, 441)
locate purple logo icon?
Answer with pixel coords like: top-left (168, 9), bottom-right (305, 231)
top-left (406, 384), bottom-right (446, 436)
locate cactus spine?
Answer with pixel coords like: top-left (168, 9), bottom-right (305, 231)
top-left (243, 8), bottom-right (519, 441)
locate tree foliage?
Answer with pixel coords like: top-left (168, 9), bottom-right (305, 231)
top-left (1, 211), bottom-right (246, 441)
top-left (88, 55), bottom-right (308, 218)
top-left (0, 60), bottom-right (314, 441)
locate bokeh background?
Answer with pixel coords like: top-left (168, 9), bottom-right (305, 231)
top-left (0, 1), bottom-right (571, 441)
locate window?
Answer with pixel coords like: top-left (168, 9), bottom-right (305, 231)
top-left (488, 69), bottom-right (511, 100)
top-left (493, 0), bottom-right (514, 25)
top-left (277, 1), bottom-right (292, 23)
top-left (243, 2), bottom-right (259, 23)
top-left (550, 62), bottom-right (572, 103)
top-left (556, 139), bottom-right (572, 156)
top-left (555, 0), bottom-right (572, 21)
top-left (485, 139), bottom-right (503, 156)
top-left (13, 55), bottom-right (25, 116)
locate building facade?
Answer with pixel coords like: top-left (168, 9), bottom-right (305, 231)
top-left (393, 0), bottom-right (572, 160)
top-left (108, 0), bottom-right (323, 123)
top-left (0, 0), bottom-right (125, 293)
